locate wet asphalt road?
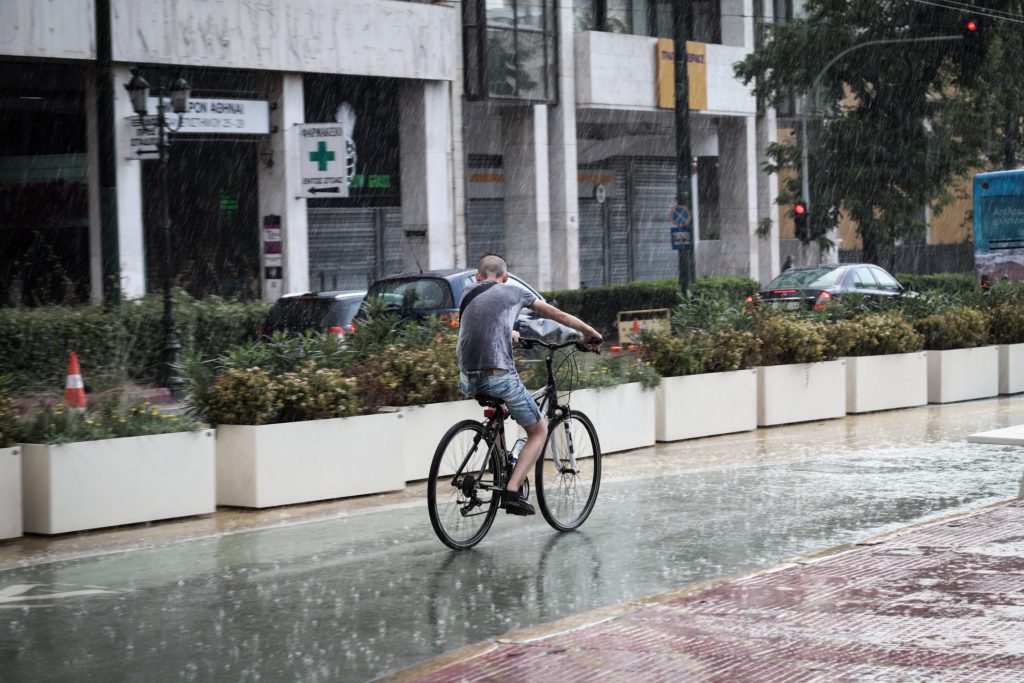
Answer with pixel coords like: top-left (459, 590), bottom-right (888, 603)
top-left (2, 398), bottom-right (1024, 682)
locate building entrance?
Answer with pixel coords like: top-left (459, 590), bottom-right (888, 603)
top-left (142, 139), bottom-right (259, 299)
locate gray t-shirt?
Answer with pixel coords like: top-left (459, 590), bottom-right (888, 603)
top-left (456, 282), bottom-right (537, 372)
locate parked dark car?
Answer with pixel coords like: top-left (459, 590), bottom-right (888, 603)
top-left (260, 290), bottom-right (366, 338)
top-left (749, 263), bottom-right (910, 310)
top-left (359, 269), bottom-right (546, 327)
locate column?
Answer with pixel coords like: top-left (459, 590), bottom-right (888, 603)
top-left (717, 116), bottom-right (760, 281)
top-left (257, 73), bottom-right (308, 301)
top-left (451, 0), bottom-right (468, 269)
top-left (399, 81), bottom-right (455, 272)
top-left (547, 0), bottom-right (580, 290)
top-left (503, 105), bottom-right (552, 290)
top-left (85, 66), bottom-right (103, 303)
top-left (112, 66), bottom-right (146, 299)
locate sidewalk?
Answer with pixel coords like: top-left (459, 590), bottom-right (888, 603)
top-left (390, 501), bottom-right (1024, 682)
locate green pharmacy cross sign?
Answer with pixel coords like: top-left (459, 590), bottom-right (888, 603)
top-left (309, 141), bottom-right (335, 171)
top-left (298, 123), bottom-right (349, 198)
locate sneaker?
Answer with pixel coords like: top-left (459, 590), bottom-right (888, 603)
top-left (502, 487), bottom-right (536, 516)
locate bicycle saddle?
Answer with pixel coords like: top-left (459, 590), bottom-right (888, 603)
top-left (475, 395), bottom-right (504, 408)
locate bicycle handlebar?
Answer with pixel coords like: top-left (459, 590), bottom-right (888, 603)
top-left (520, 337), bottom-right (603, 354)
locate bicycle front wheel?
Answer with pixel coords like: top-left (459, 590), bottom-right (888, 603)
top-left (427, 420), bottom-right (500, 550)
top-left (535, 410), bottom-right (602, 531)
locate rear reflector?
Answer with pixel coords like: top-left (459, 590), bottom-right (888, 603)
top-left (772, 289), bottom-right (797, 295)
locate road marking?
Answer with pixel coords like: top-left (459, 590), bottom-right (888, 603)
top-left (0, 583), bottom-right (119, 609)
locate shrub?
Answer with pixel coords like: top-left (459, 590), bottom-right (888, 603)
top-left (989, 302), bottom-right (1024, 345)
top-left (643, 329), bottom-right (760, 377)
top-left (689, 275), bottom-right (760, 304)
top-left (896, 273), bottom-right (977, 296)
top-left (18, 399), bottom-right (199, 445)
top-left (755, 314), bottom-right (831, 365)
top-left (350, 334), bottom-right (461, 412)
top-left (823, 314), bottom-right (923, 357)
top-left (0, 293), bottom-right (271, 393)
top-left (521, 349), bottom-right (661, 390)
top-left (913, 305), bottom-right (990, 350)
top-left (541, 280), bottom-right (683, 340)
top-left (0, 397), bottom-right (18, 448)
top-left (206, 368), bottom-right (281, 425)
top-left (0, 304), bottom-right (129, 392)
top-left (276, 363), bottom-right (361, 422)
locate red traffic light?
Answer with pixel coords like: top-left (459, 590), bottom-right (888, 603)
top-left (793, 202), bottom-right (807, 215)
top-left (965, 19), bottom-right (978, 31)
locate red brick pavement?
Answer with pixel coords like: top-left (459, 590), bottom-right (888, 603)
top-left (392, 502), bottom-right (1024, 682)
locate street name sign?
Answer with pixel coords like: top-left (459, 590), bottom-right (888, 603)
top-left (297, 123), bottom-right (350, 199)
top-left (125, 98), bottom-right (270, 158)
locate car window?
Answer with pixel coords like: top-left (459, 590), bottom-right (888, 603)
top-left (767, 267), bottom-right (842, 289)
top-left (870, 267), bottom-right (902, 292)
top-left (852, 267), bottom-right (878, 289)
top-left (265, 299), bottom-right (336, 332)
top-left (329, 298), bottom-right (364, 325)
top-left (368, 278), bottom-right (453, 310)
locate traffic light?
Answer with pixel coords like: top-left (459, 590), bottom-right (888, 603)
top-left (960, 16), bottom-right (987, 70)
top-left (793, 201), bottom-right (810, 242)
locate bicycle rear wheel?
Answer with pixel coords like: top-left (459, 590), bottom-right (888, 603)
top-left (535, 410), bottom-right (601, 531)
top-left (427, 420), bottom-right (500, 550)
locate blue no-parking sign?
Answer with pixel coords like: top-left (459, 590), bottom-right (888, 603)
top-left (670, 205), bottom-right (692, 228)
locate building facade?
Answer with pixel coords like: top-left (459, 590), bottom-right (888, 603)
top-left (0, 0), bottom-right (782, 306)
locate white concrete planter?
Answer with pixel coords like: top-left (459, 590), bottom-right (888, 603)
top-left (21, 430), bottom-right (215, 535)
top-left (568, 383), bottom-right (656, 454)
top-left (656, 370), bottom-right (757, 441)
top-left (398, 399), bottom-right (487, 482)
top-left (999, 343), bottom-right (1024, 395)
top-left (757, 360), bottom-right (846, 426)
top-left (927, 346), bottom-right (999, 404)
top-left (216, 413), bottom-right (404, 508)
top-left (845, 352), bottom-right (928, 414)
top-left (1, 446), bottom-right (21, 540)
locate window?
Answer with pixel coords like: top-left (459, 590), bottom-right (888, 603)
top-left (852, 267), bottom-right (878, 289)
top-left (464, 0), bottom-right (558, 103)
top-left (589, 0), bottom-right (720, 43)
top-left (871, 268), bottom-right (902, 292)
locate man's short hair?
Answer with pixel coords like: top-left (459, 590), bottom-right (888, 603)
top-left (477, 253), bottom-right (508, 278)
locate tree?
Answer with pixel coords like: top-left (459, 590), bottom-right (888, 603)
top-left (735, 0), bottom-right (1022, 266)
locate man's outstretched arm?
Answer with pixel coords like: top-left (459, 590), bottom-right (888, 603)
top-left (529, 300), bottom-right (602, 346)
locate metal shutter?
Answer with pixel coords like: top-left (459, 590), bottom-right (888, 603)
top-left (578, 200), bottom-right (605, 288)
top-left (305, 205), bottom-right (389, 290)
top-left (467, 199), bottom-right (505, 263)
top-left (630, 160), bottom-right (677, 282)
top-left (382, 208), bottom-right (404, 278)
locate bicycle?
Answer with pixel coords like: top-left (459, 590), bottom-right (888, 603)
top-left (427, 338), bottom-right (603, 550)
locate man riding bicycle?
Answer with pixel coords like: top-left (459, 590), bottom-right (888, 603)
top-left (456, 254), bottom-right (602, 516)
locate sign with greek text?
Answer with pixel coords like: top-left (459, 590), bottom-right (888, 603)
top-left (297, 123), bottom-right (350, 199)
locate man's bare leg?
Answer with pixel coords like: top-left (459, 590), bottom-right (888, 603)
top-left (507, 419), bottom-right (547, 493)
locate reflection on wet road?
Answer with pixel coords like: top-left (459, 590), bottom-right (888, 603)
top-left (2, 398), bottom-right (1024, 681)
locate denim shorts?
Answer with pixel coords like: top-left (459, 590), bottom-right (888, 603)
top-left (460, 370), bottom-right (542, 427)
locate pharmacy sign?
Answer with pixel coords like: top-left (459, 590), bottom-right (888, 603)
top-left (298, 123), bottom-right (349, 198)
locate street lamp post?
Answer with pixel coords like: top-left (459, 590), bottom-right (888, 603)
top-left (124, 69), bottom-right (190, 392)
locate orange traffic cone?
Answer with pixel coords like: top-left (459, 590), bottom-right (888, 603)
top-left (64, 352), bottom-right (87, 411)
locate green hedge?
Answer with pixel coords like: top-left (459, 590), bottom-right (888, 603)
top-left (0, 292), bottom-right (270, 393)
top-left (896, 272), bottom-right (977, 295)
top-left (542, 276), bottom-right (759, 340)
top-left (542, 280), bottom-right (683, 339)
top-left (689, 275), bottom-right (760, 303)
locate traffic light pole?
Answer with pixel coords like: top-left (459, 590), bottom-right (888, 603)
top-left (673, 0), bottom-right (695, 293)
top-left (799, 35), bottom-right (962, 260)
